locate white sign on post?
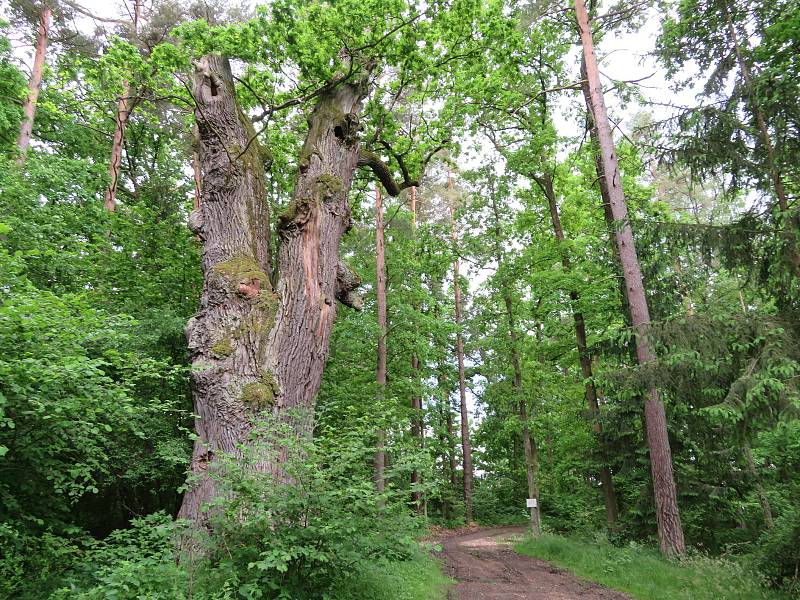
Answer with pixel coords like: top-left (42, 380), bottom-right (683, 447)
top-left (526, 498), bottom-right (538, 509)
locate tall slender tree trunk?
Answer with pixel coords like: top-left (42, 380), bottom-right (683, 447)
top-left (16, 3), bottom-right (51, 166)
top-left (179, 55), bottom-right (365, 525)
top-left (374, 184), bottom-right (387, 496)
top-left (720, 0), bottom-right (800, 279)
top-left (535, 172), bottom-right (618, 524)
top-left (575, 0), bottom-right (685, 557)
top-left (510, 294), bottom-right (541, 536)
top-left (449, 173), bottom-right (473, 524)
top-left (447, 396), bottom-right (458, 488)
top-left (435, 368), bottom-right (456, 520)
top-left (104, 82), bottom-right (132, 211)
top-left (519, 398), bottom-right (541, 536)
top-left (486, 187), bottom-right (542, 534)
top-left (409, 186), bottom-right (424, 511)
top-left (104, 0), bottom-right (141, 212)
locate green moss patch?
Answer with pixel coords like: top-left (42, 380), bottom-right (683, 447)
top-left (213, 255), bottom-right (268, 292)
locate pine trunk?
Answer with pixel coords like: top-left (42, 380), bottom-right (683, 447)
top-left (16, 5), bottom-right (51, 165)
top-left (104, 82), bottom-right (132, 212)
top-left (179, 56), bottom-right (365, 524)
top-left (104, 0), bottom-right (140, 211)
top-left (575, 0), bottom-right (685, 556)
top-left (374, 184), bottom-right (387, 495)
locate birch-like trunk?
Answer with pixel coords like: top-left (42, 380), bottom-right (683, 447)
top-left (16, 4), bottom-right (51, 166)
top-left (179, 56), bottom-right (364, 524)
top-left (104, 0), bottom-right (141, 212)
top-left (575, 0), bottom-right (685, 556)
top-left (104, 81), bottom-right (132, 212)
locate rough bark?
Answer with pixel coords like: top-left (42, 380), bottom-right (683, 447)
top-left (179, 55), bottom-right (365, 525)
top-left (449, 175), bottom-right (473, 525)
top-left (575, 0), bottom-right (685, 556)
top-left (374, 184), bottom-right (387, 495)
top-left (16, 4), bottom-right (51, 166)
top-left (535, 172), bottom-right (618, 524)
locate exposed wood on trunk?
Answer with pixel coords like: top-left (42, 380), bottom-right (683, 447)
top-left (104, 0), bottom-right (141, 212)
top-left (534, 171), bottom-right (618, 524)
top-left (575, 0), bottom-right (685, 556)
top-left (374, 184), bottom-right (387, 496)
top-left (720, 0), bottom-right (800, 279)
top-left (104, 82), bottom-right (132, 211)
top-left (449, 172), bottom-right (473, 524)
top-left (179, 55), bottom-right (366, 525)
top-left (192, 123), bottom-right (202, 210)
top-left (16, 3), bottom-right (51, 166)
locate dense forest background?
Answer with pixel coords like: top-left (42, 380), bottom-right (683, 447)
top-left (0, 0), bottom-right (798, 598)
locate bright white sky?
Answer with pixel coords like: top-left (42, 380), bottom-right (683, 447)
top-left (6, 0), bottom-right (699, 121)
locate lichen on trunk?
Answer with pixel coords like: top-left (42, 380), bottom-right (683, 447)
top-left (179, 55), bottom-right (368, 526)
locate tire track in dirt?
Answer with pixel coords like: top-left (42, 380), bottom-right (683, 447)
top-left (440, 526), bottom-right (631, 600)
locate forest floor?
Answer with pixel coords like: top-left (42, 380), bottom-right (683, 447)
top-left (439, 526), bottom-right (631, 600)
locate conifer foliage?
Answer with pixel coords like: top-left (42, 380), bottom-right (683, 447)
top-left (0, 0), bottom-right (798, 598)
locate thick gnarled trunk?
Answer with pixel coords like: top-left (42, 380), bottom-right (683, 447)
top-left (179, 56), bottom-right (364, 524)
top-left (16, 4), bottom-right (51, 165)
top-left (575, 0), bottom-right (685, 556)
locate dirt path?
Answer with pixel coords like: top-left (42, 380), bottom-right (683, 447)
top-left (440, 526), bottom-right (631, 600)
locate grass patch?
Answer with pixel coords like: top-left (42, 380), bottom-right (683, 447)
top-left (515, 534), bottom-right (789, 600)
top-left (327, 549), bottom-right (451, 600)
